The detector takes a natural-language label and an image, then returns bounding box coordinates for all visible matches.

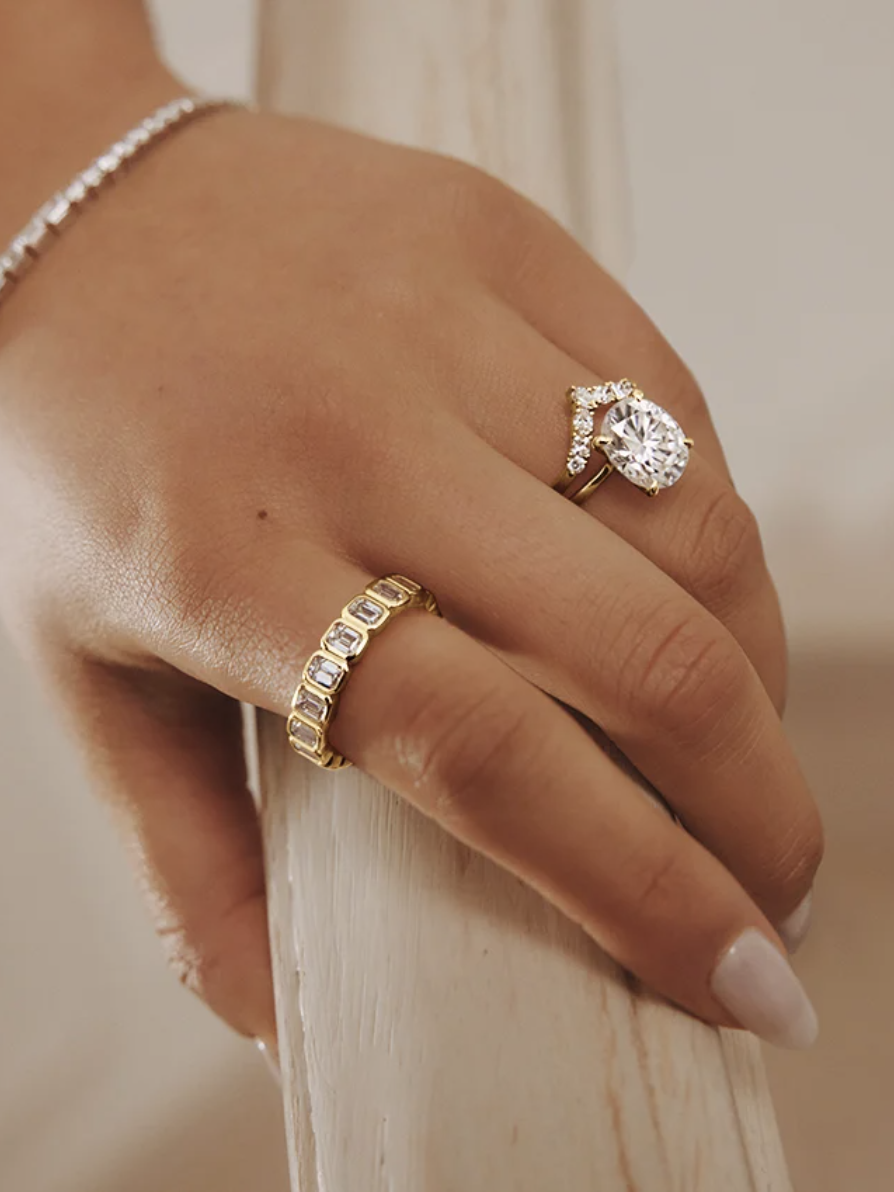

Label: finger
[343,431,822,927]
[479,192,732,480]
[444,300,786,709]
[143,547,815,1045]
[574,452,788,712]
[55,652,276,1050]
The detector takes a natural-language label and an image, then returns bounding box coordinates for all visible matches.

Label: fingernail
[711,928,819,1049]
[778,890,813,955]
[255,1039,281,1087]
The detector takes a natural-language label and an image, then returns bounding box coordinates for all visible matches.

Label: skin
[0,5,823,1056]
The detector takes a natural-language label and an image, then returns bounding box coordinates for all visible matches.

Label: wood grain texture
[256,2,792,1187]
[259,713,791,1192]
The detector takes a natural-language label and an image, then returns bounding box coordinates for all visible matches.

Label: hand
[0,104,822,1052]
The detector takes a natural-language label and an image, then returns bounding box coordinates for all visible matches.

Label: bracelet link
[0,95,234,306]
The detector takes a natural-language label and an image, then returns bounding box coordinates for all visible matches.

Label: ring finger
[450,296,786,708]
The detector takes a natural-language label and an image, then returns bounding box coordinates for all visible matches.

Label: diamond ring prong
[684,437,695,448]
[646,481,661,498]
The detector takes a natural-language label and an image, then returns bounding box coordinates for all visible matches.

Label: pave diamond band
[0,96,234,308]
[555,380,693,503]
[287,575,441,769]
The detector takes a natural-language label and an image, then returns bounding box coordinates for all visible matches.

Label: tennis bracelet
[0,96,231,307]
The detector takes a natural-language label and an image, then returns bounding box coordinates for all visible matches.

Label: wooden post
[255,2,793,1187]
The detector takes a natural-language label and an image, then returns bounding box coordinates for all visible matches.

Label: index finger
[151,549,818,1049]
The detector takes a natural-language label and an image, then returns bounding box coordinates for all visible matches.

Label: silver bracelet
[0,95,232,307]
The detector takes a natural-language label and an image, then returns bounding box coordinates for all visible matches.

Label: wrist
[0,6,182,239]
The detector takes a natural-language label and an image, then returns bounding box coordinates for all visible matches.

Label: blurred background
[1,2,891,1189]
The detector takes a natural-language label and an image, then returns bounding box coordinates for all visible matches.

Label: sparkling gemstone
[567,454,588,476]
[44,195,72,229]
[81,165,105,188]
[324,620,365,659]
[572,411,594,434]
[573,384,615,407]
[370,579,408,605]
[293,686,328,723]
[600,398,689,491]
[610,379,636,401]
[64,179,89,204]
[288,719,320,751]
[6,242,31,277]
[306,653,346,692]
[23,220,51,253]
[347,596,387,627]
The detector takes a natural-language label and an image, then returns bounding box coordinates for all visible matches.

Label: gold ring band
[555,380,693,502]
[287,574,441,769]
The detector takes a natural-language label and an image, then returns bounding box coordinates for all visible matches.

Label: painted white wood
[256,0,631,280]
[257,2,792,1188]
[259,716,791,1191]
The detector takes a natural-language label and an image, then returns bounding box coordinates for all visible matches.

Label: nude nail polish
[711,928,819,1049]
[778,890,813,955]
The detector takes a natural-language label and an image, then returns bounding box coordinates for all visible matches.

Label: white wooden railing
[256,3,792,1187]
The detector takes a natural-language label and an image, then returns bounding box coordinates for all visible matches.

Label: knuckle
[688,487,765,610]
[140,529,247,651]
[162,924,222,1004]
[347,252,431,326]
[620,608,748,745]
[442,159,518,227]
[438,159,533,268]
[391,668,528,827]
[155,891,269,1033]
[766,806,826,898]
[653,354,710,429]
[628,844,686,918]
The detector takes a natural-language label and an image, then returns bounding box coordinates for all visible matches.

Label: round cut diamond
[600,398,689,491]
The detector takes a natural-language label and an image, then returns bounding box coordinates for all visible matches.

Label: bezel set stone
[563,379,689,495]
[324,620,368,660]
[305,652,348,692]
[287,575,439,768]
[346,596,388,627]
[0,96,227,307]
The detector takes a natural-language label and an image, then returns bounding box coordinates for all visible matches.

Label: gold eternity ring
[555,379,694,504]
[287,574,441,769]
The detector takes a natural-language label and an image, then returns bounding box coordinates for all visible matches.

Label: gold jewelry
[555,380,693,503]
[287,575,441,769]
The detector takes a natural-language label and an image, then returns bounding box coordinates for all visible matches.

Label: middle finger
[346,424,821,927]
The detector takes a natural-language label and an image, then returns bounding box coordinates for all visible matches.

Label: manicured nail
[711,928,819,1049]
[255,1039,281,1087]
[778,890,813,955]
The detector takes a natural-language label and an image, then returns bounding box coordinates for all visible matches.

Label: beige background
[1,1,891,1189]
